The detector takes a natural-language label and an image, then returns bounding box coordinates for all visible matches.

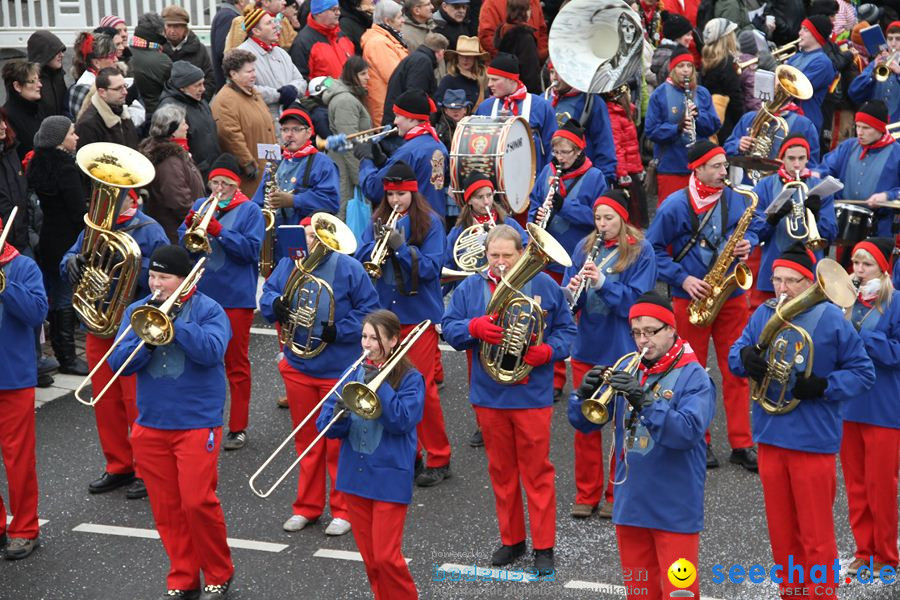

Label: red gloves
[468,315,503,344]
[523,343,553,367]
[206,217,223,237]
[183,210,196,226]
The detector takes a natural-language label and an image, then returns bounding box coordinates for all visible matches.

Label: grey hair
[374,0,402,25]
[149,103,186,138]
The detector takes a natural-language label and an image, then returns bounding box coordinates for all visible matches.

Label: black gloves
[740,345,768,383]
[352,141,372,161]
[333,398,350,419]
[792,374,828,400]
[362,362,379,383]
[243,161,259,182]
[387,229,405,250]
[609,371,646,412]
[370,142,387,168]
[277,85,298,108]
[766,201,792,225]
[551,190,565,214]
[805,193,821,217]
[272,295,291,324]
[320,321,337,343]
[577,365,607,398]
[66,254,86,286]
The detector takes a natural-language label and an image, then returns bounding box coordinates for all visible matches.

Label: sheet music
[807,176,844,198]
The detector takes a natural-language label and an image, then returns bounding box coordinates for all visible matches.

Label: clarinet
[536,175,560,229]
[568,232,605,310]
[683,76,696,147]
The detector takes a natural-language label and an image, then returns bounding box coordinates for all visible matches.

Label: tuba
[750,259,856,414]
[364,206,401,279]
[183,193,222,254]
[74,143,156,338]
[581,348,647,424]
[480,223,572,384]
[259,160,278,278]
[687,180,757,327]
[278,213,358,359]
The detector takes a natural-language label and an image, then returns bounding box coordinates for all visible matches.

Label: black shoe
[162,590,200,599]
[491,541,526,566]
[415,465,451,487]
[729,447,759,473]
[413,455,424,479]
[469,428,484,448]
[58,357,89,376]
[88,471,135,494]
[553,388,563,403]
[125,478,148,499]
[706,444,720,469]
[222,431,247,451]
[533,548,554,577]
[37,372,54,388]
[200,576,233,599]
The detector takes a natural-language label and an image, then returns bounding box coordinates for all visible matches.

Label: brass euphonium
[480,223,572,384]
[581,348,648,424]
[0,206,18,293]
[453,208,496,272]
[183,192,222,254]
[74,143,155,338]
[278,213,358,359]
[260,160,278,278]
[783,171,826,251]
[364,206,401,279]
[750,258,856,414]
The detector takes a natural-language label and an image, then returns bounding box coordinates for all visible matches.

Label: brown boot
[276,395,288,408]
[571,503,596,518]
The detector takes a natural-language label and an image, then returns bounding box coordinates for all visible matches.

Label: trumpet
[581,348,648,425]
[875,51,899,82]
[568,232,604,310]
[735,39,800,74]
[452,207,496,272]
[74,257,207,406]
[364,206,401,279]
[783,171,826,251]
[249,320,431,499]
[0,206,18,293]
[317,125,398,152]
[535,175,559,229]
[183,193,222,254]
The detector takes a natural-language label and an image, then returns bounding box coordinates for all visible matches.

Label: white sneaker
[283,515,311,532]
[324,518,351,536]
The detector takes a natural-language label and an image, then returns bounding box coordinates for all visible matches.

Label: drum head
[498,117,536,214]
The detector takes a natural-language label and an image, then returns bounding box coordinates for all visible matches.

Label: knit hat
[853,237,894,274]
[134,13,167,46]
[773,243,817,281]
[487,53,519,82]
[629,290,676,328]
[394,89,435,121]
[777,133,811,159]
[552,118,586,150]
[738,29,765,56]
[668,45,693,71]
[279,106,314,133]
[169,60,204,89]
[462,170,495,202]
[150,245,193,277]
[383,161,418,192]
[243,7,267,32]
[801,16,833,47]
[161,5,190,25]
[439,88,471,109]
[593,190,630,223]
[661,11,692,40]
[687,140,725,170]
[808,0,838,17]
[33,115,73,149]
[703,18,737,45]
[99,15,126,29]
[856,100,889,133]
[208,153,242,184]
[310,0,339,15]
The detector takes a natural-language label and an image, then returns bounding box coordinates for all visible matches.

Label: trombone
[364,206,401,279]
[183,193,222,254]
[249,319,431,499]
[73,257,207,406]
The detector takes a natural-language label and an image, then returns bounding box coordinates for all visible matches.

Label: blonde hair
[701,32,737,72]
[581,216,644,274]
[846,248,894,315]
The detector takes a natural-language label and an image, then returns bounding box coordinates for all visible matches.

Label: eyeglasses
[281,126,309,134]
[631,324,667,339]
[551,148,578,158]
[104,85,127,92]
[771,276,806,286]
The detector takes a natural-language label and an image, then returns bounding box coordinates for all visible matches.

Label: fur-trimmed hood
[139,137,189,166]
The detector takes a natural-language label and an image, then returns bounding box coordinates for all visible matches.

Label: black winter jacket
[2,92,43,161]
[27,30,67,117]
[382,46,439,125]
[339,0,373,55]
[158,84,221,179]
[164,31,216,101]
[0,142,31,253]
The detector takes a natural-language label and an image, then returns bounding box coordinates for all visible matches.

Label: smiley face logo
[667,558,696,589]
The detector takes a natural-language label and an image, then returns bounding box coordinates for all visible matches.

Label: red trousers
[616,525,700,600]
[840,421,900,566]
[279,361,348,520]
[131,424,234,590]
[0,387,39,539]
[86,333,139,476]
[224,308,253,432]
[346,493,417,600]
[758,443,839,600]
[571,359,615,506]
[543,269,568,391]
[656,173,690,206]
[673,295,753,449]
[474,405,556,549]
[400,323,450,468]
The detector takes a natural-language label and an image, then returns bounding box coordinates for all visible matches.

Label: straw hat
[446,35,489,60]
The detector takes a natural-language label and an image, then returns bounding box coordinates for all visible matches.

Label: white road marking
[5,517,48,526]
[314,548,411,564]
[437,562,540,583]
[72,523,288,553]
[565,580,724,599]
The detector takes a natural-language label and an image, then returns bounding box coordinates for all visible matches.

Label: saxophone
[687,180,757,327]
[260,160,278,278]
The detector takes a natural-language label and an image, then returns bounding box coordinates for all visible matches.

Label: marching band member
[109,245,235,599]
[729,244,875,600]
[569,291,714,600]
[442,225,576,575]
[564,190,657,519]
[749,134,837,309]
[850,21,900,123]
[840,237,900,578]
[355,162,452,487]
[645,45,721,205]
[0,216,48,560]
[178,154,265,451]
[529,120,607,400]
[62,195,169,500]
[646,140,758,471]
[259,215,379,535]
[251,106,340,261]
[357,89,450,219]
[784,16,837,133]
[816,100,900,238]
[723,104,821,170]
[317,309,425,600]
[475,53,557,173]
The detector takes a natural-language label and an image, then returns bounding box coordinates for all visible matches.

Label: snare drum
[834,203,874,246]
[449,116,536,214]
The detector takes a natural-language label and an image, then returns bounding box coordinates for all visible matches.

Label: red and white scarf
[283,141,317,159]
[404,122,440,143]
[687,173,723,213]
[501,83,529,115]
[637,338,697,384]
[859,132,895,160]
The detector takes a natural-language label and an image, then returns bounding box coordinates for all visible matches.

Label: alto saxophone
[260,160,278,278]
[683,76,697,148]
[687,180,757,327]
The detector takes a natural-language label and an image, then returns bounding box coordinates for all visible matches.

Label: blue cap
[310,0,338,14]
[439,88,471,109]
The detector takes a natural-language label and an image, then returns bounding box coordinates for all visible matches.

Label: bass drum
[834,203,874,246]
[449,116,536,215]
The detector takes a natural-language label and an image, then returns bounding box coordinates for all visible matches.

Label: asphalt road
[1,317,898,600]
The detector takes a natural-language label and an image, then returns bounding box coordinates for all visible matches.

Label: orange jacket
[361,24,409,126]
[478,0,547,61]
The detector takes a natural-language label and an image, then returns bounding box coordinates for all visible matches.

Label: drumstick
[838,199,900,209]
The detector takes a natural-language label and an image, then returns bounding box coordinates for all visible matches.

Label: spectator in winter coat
[361,1,409,126]
[211,0,245,90]
[98,14,130,62]
[161,5,215,101]
[225,0,298,52]
[27,31,67,118]
[0,110,32,254]
[339,0,374,54]
[129,13,173,116]
[479,0,546,61]
[713,0,754,35]
[401,0,435,52]
[660,0,700,64]
[604,86,647,227]
[736,29,764,113]
[494,0,541,94]
[75,67,140,151]
[436,35,489,108]
[2,61,44,162]
[647,11,694,92]
[764,0,806,47]
[700,18,743,142]
[68,32,119,119]
[433,0,476,52]
[383,33,449,125]
[290,0,355,80]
